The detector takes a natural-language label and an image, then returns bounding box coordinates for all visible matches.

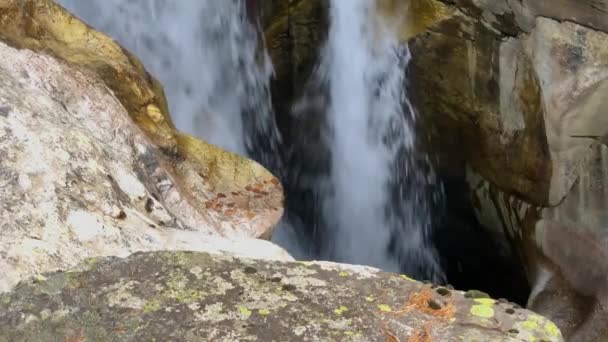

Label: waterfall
[58,0,443,281]
[57,0,279,160]
[315,0,444,280]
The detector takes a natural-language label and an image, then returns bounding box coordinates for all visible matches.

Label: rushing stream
[319,0,442,279]
[59,0,443,281]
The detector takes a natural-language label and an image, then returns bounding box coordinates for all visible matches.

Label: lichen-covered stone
[0,0,285,293]
[0,251,563,341]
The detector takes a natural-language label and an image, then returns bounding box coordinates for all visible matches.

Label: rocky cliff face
[262,0,608,340]
[0,0,286,293]
[405,1,608,340]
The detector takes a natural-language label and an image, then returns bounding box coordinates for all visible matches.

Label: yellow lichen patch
[470,297,495,319]
[258,308,270,316]
[521,316,539,330]
[513,314,562,341]
[339,271,350,277]
[237,306,252,319]
[334,306,349,315]
[365,296,375,302]
[544,321,560,337]
[378,304,392,312]
[470,304,494,318]
[473,298,495,306]
[399,274,416,282]
[0,0,176,149]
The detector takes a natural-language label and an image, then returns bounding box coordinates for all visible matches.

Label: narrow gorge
[0,0,607,341]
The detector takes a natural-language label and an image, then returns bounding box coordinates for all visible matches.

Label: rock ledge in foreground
[0,251,562,341]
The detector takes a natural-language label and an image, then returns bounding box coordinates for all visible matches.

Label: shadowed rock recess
[0,251,562,341]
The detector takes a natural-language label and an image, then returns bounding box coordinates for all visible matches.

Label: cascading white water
[58,0,443,280]
[320,0,444,279]
[57,0,276,156]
